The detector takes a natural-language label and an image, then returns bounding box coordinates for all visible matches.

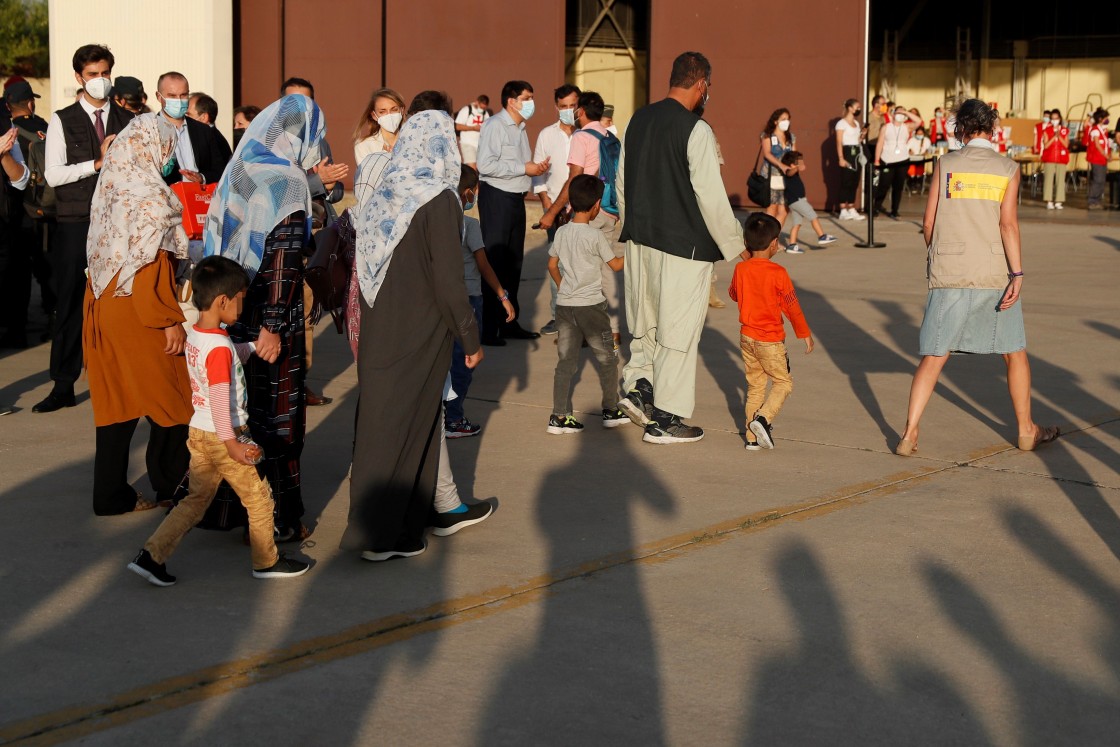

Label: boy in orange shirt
[729,213,815,450]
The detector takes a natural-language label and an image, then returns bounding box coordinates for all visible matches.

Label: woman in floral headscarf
[342,109,482,561]
[83,112,193,515]
[204,93,325,541]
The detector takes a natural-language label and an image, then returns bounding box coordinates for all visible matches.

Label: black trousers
[874,161,908,215]
[838,146,861,204]
[93,419,189,515]
[1,218,54,340]
[48,221,90,391]
[477,181,526,338]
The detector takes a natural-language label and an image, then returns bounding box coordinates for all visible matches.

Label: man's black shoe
[504,325,540,340]
[32,390,76,413]
[127,549,177,587]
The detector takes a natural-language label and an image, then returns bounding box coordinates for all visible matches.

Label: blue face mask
[163,98,189,119]
[463,192,476,212]
[558,108,576,126]
[519,99,535,121]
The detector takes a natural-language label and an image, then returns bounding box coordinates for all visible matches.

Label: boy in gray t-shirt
[546,175,626,434]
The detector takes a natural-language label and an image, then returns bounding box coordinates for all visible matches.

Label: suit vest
[54,101,133,222]
[928,141,1017,290]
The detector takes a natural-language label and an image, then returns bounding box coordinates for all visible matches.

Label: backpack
[578,129,621,216]
[16,126,56,221]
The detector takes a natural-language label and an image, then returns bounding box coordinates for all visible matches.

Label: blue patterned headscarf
[355,110,461,307]
[203,94,325,279]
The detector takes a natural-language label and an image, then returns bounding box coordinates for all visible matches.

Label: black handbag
[746,146,771,207]
[305,208,355,332]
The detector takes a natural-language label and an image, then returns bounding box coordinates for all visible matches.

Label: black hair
[458,164,479,194]
[1050,109,1063,123]
[780,150,803,166]
[407,90,454,116]
[844,98,859,111]
[234,104,261,123]
[500,80,533,109]
[1092,107,1109,123]
[477,94,490,106]
[669,51,710,89]
[281,77,314,98]
[192,256,250,311]
[568,174,604,214]
[72,44,115,74]
[951,99,999,140]
[577,91,605,122]
[191,92,219,122]
[1042,109,1051,116]
[554,84,581,102]
[743,212,781,253]
[763,108,792,142]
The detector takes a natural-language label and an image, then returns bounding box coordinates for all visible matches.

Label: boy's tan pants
[145,427,279,571]
[740,334,793,427]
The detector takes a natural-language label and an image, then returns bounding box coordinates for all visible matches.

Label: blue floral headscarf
[355,110,461,307]
[203,94,325,279]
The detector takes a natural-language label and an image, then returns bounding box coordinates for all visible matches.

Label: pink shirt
[567,121,610,175]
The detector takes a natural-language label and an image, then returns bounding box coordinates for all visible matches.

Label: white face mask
[1051,119,1061,125]
[777,119,790,132]
[84,77,112,101]
[377,112,402,134]
[895,113,907,123]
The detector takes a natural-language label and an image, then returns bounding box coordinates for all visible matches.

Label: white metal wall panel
[48,0,235,142]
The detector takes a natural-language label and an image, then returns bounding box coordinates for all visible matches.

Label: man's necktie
[94,109,105,144]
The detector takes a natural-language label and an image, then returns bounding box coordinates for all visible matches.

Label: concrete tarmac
[1,197,1118,745]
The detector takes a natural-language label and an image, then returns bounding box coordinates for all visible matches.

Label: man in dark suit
[187,92,233,163]
[155,72,230,187]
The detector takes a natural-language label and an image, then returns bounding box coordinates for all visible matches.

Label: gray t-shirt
[460,216,485,297]
[549,222,616,306]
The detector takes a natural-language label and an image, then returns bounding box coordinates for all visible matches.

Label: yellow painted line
[0,461,968,746]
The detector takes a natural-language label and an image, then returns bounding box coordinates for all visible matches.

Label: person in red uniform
[1040,110,1070,210]
[1082,107,1112,210]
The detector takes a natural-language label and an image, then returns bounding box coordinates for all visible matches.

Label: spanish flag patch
[944,172,1009,202]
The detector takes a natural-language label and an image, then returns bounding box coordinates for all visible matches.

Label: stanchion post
[855,158,886,248]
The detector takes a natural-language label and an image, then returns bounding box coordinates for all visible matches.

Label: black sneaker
[617,377,654,426]
[643,416,704,444]
[430,501,494,537]
[749,415,775,449]
[127,549,176,587]
[253,554,311,579]
[601,408,629,428]
[445,418,482,439]
[547,414,584,434]
[361,538,427,562]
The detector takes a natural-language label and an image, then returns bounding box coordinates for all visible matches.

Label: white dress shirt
[477,109,531,194]
[4,141,30,190]
[531,120,573,203]
[171,117,199,175]
[44,96,110,187]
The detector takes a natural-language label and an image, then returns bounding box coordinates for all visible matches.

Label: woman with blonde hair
[353,87,407,163]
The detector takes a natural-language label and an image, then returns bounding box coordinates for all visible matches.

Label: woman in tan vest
[896,99,1059,456]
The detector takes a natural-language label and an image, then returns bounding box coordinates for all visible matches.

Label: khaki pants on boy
[144,427,279,571]
[740,334,793,426]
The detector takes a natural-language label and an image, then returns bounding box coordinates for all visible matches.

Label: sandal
[895,437,918,456]
[1018,425,1060,451]
[132,495,159,512]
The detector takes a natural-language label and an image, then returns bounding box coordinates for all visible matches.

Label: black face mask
[854,109,862,117]
[232,128,245,148]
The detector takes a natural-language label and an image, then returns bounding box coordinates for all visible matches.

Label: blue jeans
[445,295,485,424]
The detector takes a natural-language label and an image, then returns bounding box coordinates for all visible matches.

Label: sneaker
[1046,202,1055,210]
[785,244,804,254]
[547,414,584,434]
[749,415,775,449]
[127,549,176,587]
[445,418,482,439]
[850,210,866,221]
[617,378,654,426]
[817,234,837,246]
[1054,202,1063,210]
[430,501,494,537]
[744,440,762,451]
[540,320,558,335]
[361,539,427,562]
[838,208,852,220]
[643,415,704,444]
[253,554,310,579]
[602,408,629,428]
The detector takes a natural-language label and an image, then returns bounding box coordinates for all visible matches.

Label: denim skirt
[918,288,1026,356]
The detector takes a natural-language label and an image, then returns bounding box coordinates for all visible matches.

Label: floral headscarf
[86,113,188,298]
[354,110,461,307]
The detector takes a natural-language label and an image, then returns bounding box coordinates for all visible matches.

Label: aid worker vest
[928,139,1017,290]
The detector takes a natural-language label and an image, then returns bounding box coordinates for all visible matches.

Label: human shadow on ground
[1085,320,1120,341]
[742,540,992,745]
[1092,234,1120,251]
[925,549,1120,744]
[477,424,675,744]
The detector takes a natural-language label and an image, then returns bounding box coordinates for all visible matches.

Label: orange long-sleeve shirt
[728,257,812,342]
